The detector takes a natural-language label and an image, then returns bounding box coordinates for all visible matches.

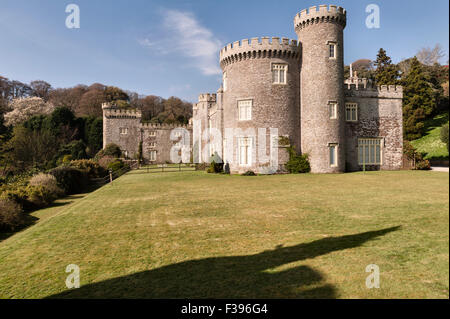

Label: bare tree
[30,80,52,101]
[416,44,445,66]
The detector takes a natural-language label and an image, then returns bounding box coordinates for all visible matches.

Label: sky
[0,0,448,102]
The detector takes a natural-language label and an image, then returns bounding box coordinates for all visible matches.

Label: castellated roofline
[219,37,300,68]
[345,84,403,98]
[294,4,347,31]
[102,103,142,118]
[140,122,192,129]
[197,93,217,102]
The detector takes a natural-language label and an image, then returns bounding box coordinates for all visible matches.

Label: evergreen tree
[374,48,400,85]
[402,57,436,140]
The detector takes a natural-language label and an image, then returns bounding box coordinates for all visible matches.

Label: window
[149,142,156,148]
[328,43,336,59]
[346,103,358,121]
[119,128,128,135]
[239,137,252,166]
[329,102,337,119]
[223,72,227,91]
[123,150,128,158]
[272,64,287,84]
[358,139,382,165]
[329,144,338,167]
[149,131,156,137]
[238,100,252,121]
[149,150,157,161]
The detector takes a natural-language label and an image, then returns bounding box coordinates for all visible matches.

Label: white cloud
[139,10,222,75]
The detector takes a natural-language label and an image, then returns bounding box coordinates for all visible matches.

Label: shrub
[415,159,431,170]
[29,173,64,197]
[242,170,257,176]
[195,163,209,171]
[0,197,25,231]
[107,159,126,172]
[96,143,122,159]
[69,159,107,178]
[49,167,88,194]
[1,185,58,211]
[441,123,449,152]
[207,160,223,174]
[98,155,116,169]
[286,147,311,173]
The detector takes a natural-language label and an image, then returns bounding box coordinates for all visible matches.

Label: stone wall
[344,85,403,171]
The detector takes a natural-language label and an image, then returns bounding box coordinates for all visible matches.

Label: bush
[29,173,64,197]
[95,143,122,159]
[207,160,223,174]
[49,167,88,194]
[69,159,107,178]
[286,147,311,173]
[0,197,25,231]
[107,159,126,172]
[98,155,117,170]
[415,159,431,170]
[242,170,257,176]
[195,163,209,171]
[2,185,59,211]
[441,123,449,152]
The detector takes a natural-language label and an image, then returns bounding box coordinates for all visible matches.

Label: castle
[103,4,404,174]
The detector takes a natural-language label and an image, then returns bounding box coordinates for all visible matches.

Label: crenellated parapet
[294,4,346,32]
[141,122,192,130]
[220,37,300,68]
[345,85,403,99]
[102,103,142,119]
[197,93,217,103]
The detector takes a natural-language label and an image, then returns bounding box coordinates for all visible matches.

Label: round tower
[294,5,346,173]
[220,37,300,173]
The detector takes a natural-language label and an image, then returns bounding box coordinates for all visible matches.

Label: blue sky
[0,0,448,102]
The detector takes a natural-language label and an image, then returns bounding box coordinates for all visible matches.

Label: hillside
[411,113,449,161]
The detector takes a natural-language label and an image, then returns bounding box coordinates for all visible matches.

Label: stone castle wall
[103,104,192,163]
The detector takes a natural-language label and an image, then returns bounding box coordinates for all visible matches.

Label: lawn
[0,170,448,299]
[411,112,449,161]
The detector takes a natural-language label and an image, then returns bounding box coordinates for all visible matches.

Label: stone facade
[103,4,404,173]
[102,103,192,164]
[193,4,404,173]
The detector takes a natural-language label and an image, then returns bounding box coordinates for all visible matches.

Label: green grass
[0,171,448,299]
[411,113,449,161]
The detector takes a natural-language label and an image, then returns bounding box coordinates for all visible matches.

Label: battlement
[140,122,192,130]
[294,4,346,31]
[102,103,142,119]
[345,85,403,99]
[198,93,217,102]
[220,37,300,67]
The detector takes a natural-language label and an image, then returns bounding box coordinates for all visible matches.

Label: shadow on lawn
[46,226,400,299]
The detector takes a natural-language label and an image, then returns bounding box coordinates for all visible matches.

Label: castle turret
[220,37,301,173]
[295,5,347,173]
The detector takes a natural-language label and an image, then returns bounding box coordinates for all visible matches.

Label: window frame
[119,127,128,135]
[358,138,383,165]
[238,137,253,167]
[328,101,338,120]
[149,150,157,162]
[328,143,338,167]
[327,41,337,59]
[271,63,288,85]
[345,103,358,122]
[237,99,252,121]
[149,131,157,137]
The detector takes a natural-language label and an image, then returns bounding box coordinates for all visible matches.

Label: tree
[416,44,445,66]
[77,89,105,117]
[48,86,87,112]
[441,124,449,153]
[4,97,54,126]
[104,86,129,103]
[30,80,52,101]
[374,48,400,85]
[402,57,436,140]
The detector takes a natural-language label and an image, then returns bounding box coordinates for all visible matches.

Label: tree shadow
[46,226,400,299]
